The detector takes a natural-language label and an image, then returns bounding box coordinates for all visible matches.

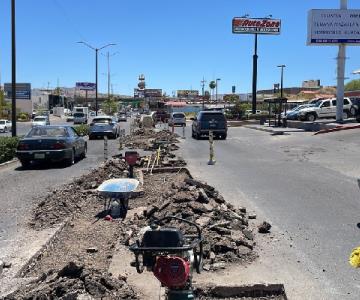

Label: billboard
[177,90,199,98]
[308,9,360,45]
[4,83,31,100]
[232,18,281,35]
[76,82,96,90]
[144,89,162,98]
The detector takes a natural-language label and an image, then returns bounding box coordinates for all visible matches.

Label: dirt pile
[5,262,138,300]
[120,172,257,271]
[31,159,128,230]
[124,128,179,151]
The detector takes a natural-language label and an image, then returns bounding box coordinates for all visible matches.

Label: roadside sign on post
[232,17,281,35]
[76,82,96,91]
[307,2,357,122]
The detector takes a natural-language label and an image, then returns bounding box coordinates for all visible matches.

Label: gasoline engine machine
[129,216,203,300]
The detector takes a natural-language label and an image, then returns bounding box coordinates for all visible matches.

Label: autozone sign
[232,18,281,35]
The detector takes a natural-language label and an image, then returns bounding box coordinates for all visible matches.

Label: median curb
[314,124,360,135]
[0,159,18,170]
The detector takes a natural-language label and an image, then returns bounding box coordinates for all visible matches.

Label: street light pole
[201,77,206,110]
[277,65,286,99]
[11,0,17,137]
[252,34,258,115]
[95,48,98,115]
[78,41,116,116]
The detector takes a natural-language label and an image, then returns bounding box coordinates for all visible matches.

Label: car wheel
[306,113,316,122]
[65,149,75,167]
[343,111,349,120]
[20,159,31,169]
[4,127,7,133]
[350,107,356,116]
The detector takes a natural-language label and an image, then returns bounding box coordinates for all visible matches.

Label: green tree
[0,90,11,118]
[345,79,360,91]
[102,98,118,115]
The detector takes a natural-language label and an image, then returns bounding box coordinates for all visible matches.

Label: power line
[51,0,89,42]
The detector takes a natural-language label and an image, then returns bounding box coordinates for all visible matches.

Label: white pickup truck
[0,120,12,133]
[297,98,356,122]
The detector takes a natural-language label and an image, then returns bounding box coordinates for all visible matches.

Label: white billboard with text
[308,9,360,45]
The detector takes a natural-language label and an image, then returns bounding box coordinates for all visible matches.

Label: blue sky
[0,0,359,95]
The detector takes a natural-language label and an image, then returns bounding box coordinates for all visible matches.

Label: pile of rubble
[5,262,138,300]
[120,172,263,271]
[124,128,179,151]
[31,158,128,230]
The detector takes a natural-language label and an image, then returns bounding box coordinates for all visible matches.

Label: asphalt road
[175,124,360,300]
[0,117,129,262]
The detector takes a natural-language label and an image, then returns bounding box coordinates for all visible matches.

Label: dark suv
[191,111,227,140]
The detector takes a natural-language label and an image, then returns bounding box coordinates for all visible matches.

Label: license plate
[34,153,45,159]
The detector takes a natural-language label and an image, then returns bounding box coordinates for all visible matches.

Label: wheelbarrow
[97,178,140,218]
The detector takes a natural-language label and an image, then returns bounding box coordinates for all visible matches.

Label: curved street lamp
[77,41,116,115]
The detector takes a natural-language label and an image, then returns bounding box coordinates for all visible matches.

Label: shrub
[73,124,90,136]
[17,113,29,121]
[0,137,20,164]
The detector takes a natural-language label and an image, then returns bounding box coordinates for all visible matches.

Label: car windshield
[201,113,225,121]
[73,113,85,117]
[314,101,323,107]
[34,117,46,122]
[173,113,185,118]
[27,127,67,137]
[93,118,112,124]
[0,120,5,125]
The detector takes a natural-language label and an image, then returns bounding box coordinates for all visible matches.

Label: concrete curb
[16,217,72,278]
[314,124,360,135]
[0,159,18,170]
[243,125,278,134]
[196,284,288,299]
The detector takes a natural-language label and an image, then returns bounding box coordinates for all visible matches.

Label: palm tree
[209,81,216,101]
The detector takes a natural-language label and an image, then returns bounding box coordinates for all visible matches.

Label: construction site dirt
[3,129,277,299]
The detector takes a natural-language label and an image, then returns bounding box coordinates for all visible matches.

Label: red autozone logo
[233,18,281,34]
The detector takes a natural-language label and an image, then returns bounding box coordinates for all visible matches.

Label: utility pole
[277,65,286,99]
[107,52,110,101]
[11,0,16,137]
[201,77,206,110]
[336,0,347,123]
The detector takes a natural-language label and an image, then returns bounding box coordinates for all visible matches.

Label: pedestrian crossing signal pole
[208,131,216,165]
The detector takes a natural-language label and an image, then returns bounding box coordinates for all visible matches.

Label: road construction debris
[5,262,138,300]
[124,128,179,151]
[119,171,257,271]
[31,158,128,230]
[258,221,272,234]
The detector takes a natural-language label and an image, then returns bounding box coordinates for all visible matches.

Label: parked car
[89,116,119,139]
[117,113,127,122]
[192,111,227,140]
[32,116,50,127]
[282,104,315,120]
[297,97,354,122]
[0,120,12,133]
[16,126,87,168]
[349,97,360,122]
[168,112,186,127]
[73,112,88,124]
